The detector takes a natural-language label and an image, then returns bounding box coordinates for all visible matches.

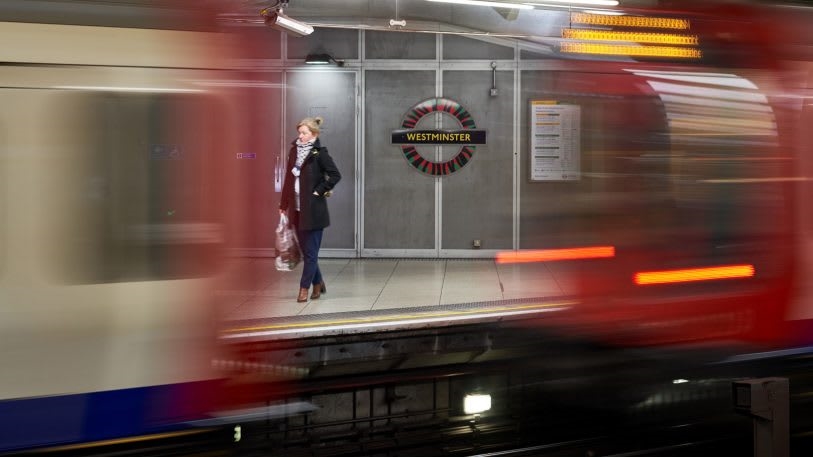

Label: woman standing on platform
[279,116,341,302]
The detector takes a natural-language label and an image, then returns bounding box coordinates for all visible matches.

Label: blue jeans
[297,227,324,290]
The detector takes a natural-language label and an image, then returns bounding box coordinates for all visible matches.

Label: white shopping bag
[274,213,301,271]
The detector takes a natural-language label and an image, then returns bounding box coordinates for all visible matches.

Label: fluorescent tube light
[526,0,618,5]
[427,0,533,10]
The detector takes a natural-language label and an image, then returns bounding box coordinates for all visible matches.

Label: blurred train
[0,2,257,454]
[504,1,813,350]
[5,0,813,454]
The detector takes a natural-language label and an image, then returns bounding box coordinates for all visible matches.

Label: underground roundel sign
[390,97,487,176]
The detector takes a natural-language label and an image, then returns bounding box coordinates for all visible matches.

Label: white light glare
[673,379,689,384]
[427,0,533,9]
[464,394,492,414]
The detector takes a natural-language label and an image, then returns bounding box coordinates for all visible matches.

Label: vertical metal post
[733,377,789,457]
[432,378,438,419]
[352,389,357,431]
[369,386,375,430]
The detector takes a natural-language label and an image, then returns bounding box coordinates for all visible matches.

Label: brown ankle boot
[310,281,325,299]
[297,288,309,302]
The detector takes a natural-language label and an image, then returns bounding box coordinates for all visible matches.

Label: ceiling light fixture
[260,7,314,37]
[427,0,533,10]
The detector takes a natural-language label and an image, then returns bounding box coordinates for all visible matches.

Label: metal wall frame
[359,32,520,259]
[263,29,552,259]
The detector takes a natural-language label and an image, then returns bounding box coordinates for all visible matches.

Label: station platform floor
[219,257,577,328]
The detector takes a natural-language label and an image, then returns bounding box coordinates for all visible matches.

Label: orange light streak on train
[496,246,616,264]
[633,264,756,286]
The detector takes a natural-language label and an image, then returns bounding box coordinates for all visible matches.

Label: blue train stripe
[0,380,218,452]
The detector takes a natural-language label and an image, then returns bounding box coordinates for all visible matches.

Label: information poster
[529,101,580,181]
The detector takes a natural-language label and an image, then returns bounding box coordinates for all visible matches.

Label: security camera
[261,8,313,37]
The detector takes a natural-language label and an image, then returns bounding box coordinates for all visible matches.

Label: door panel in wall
[285,70,356,251]
[441,70,514,254]
[233,72,282,255]
[363,70,437,254]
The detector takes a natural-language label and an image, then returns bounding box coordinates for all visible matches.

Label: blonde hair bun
[297,116,324,135]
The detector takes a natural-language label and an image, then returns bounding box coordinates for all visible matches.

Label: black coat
[279,139,341,231]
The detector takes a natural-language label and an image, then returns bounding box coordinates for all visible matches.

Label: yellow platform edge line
[222,301,575,334]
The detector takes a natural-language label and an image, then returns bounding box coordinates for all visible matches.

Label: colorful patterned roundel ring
[397,98,480,176]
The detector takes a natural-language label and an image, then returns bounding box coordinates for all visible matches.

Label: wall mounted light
[305,53,345,67]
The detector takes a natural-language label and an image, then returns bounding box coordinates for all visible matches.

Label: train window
[51,92,224,284]
[522,68,792,261]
